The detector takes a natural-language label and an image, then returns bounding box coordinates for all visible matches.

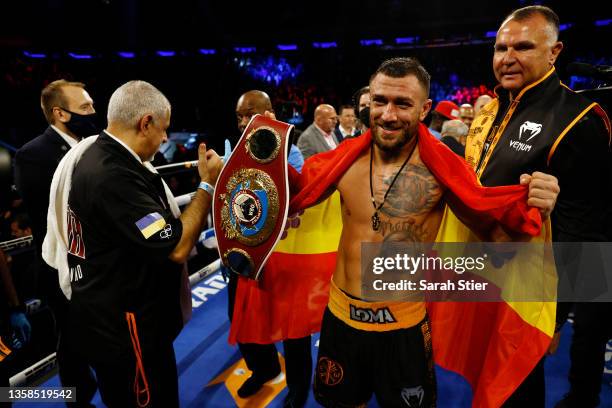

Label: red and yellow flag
[230,126,549,407]
[229,192,342,344]
[429,208,555,407]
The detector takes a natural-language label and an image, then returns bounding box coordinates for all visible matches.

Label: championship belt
[213,114,292,280]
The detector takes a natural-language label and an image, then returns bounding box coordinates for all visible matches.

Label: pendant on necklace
[371,211,381,231]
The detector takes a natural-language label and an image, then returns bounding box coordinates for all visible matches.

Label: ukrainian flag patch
[136,212,167,239]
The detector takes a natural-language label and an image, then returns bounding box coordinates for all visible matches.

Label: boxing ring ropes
[3,159,223,387]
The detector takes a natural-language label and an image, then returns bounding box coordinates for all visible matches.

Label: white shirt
[103,130,143,164]
[339,125,355,138]
[50,125,79,148]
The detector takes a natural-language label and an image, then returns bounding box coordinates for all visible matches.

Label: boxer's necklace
[369,140,416,232]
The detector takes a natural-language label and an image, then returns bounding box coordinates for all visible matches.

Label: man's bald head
[441,119,469,145]
[314,104,335,119]
[314,104,338,134]
[236,90,274,133]
[473,95,493,115]
[459,104,475,127]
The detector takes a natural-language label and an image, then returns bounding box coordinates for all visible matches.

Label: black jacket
[14,126,72,253]
[440,136,466,157]
[68,132,183,359]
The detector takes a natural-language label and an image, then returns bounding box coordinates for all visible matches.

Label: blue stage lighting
[312,42,337,49]
[277,44,298,51]
[360,39,383,46]
[23,51,46,58]
[68,52,93,59]
[234,47,257,53]
[395,37,416,44]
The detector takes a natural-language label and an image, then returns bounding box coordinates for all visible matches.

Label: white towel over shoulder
[42,135,181,300]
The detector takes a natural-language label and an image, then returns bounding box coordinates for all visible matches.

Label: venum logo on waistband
[509,121,542,153]
[349,305,397,324]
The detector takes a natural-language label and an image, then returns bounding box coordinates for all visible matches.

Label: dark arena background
[0,1,610,407]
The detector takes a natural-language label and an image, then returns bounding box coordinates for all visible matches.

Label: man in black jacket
[65,80,221,407]
[466,5,611,407]
[14,79,99,406]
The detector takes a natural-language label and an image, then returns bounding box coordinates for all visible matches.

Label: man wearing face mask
[14,79,99,407]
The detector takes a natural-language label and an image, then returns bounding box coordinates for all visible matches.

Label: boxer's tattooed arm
[379,163,443,218]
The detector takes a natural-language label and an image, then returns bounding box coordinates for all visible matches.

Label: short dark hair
[338,104,354,114]
[352,86,370,115]
[506,5,560,39]
[370,57,431,96]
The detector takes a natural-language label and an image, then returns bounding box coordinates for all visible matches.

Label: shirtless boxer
[308,58,559,407]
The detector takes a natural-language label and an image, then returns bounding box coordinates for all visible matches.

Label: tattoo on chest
[377,163,442,218]
[378,218,427,242]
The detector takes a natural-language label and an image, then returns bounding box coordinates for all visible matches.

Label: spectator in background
[9,213,31,239]
[473,94,493,115]
[459,103,475,128]
[7,213,38,303]
[440,119,469,157]
[353,86,370,133]
[297,104,339,159]
[334,104,358,142]
[428,100,460,139]
[236,90,304,172]
[0,195,21,243]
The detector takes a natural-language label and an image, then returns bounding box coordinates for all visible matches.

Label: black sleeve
[14,150,55,247]
[96,171,183,261]
[549,111,611,242]
[549,111,611,327]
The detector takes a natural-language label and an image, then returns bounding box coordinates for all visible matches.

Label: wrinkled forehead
[497,15,556,44]
[370,73,428,101]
